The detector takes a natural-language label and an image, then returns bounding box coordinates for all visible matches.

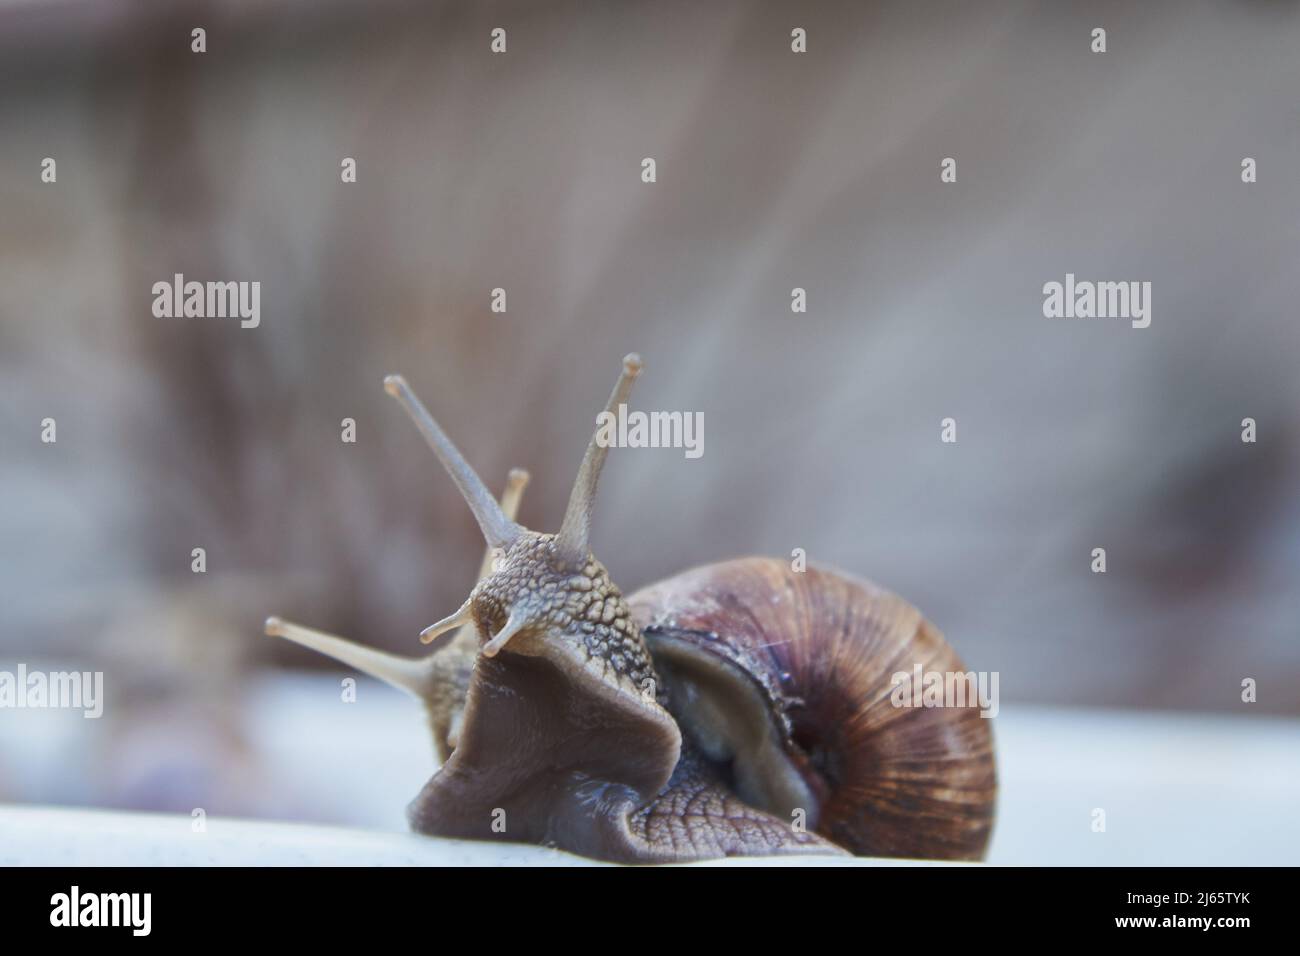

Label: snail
[266,354,996,862]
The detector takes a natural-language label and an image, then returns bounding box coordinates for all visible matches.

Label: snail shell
[631,557,997,860]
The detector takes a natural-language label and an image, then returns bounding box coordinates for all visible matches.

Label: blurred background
[0,0,1297,862]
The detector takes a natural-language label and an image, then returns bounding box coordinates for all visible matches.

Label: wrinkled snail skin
[266,353,996,863]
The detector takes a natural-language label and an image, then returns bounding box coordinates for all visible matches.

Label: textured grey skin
[469,533,658,694]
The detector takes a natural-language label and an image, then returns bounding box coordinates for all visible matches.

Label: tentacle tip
[264,616,286,637]
[382,374,406,396]
[507,467,531,487]
[419,624,461,648]
[622,353,643,377]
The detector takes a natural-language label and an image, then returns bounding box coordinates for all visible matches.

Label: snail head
[383,355,656,694]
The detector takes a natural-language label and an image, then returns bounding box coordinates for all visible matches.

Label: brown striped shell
[629,556,997,860]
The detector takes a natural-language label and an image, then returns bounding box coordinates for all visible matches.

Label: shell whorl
[629,556,997,860]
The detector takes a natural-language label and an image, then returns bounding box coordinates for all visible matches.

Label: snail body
[267,355,996,863]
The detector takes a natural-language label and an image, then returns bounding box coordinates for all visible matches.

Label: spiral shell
[629,557,997,860]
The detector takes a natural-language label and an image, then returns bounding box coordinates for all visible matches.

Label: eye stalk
[555,353,641,566]
[383,374,521,551]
